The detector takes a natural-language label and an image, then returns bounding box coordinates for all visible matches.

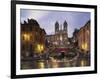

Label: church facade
[46,20,69,48]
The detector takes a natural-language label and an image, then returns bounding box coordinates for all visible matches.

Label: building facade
[78,20,90,53]
[46,20,69,48]
[21,19,46,59]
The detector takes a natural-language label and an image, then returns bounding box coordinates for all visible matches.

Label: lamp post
[37,44,44,54]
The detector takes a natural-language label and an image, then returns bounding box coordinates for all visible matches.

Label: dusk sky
[21,9,90,37]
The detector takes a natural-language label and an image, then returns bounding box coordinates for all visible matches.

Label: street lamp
[81,43,88,51]
[37,44,44,53]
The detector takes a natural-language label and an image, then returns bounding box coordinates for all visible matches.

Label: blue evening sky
[20,9,90,37]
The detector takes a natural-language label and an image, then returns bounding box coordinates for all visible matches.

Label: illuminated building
[21,19,46,58]
[78,20,90,53]
[46,20,69,48]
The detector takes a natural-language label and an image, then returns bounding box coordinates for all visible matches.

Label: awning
[55,48,68,53]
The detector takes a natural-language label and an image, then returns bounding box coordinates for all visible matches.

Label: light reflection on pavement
[21,55,90,69]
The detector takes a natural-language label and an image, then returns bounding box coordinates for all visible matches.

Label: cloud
[21,9,50,21]
[21,9,90,37]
